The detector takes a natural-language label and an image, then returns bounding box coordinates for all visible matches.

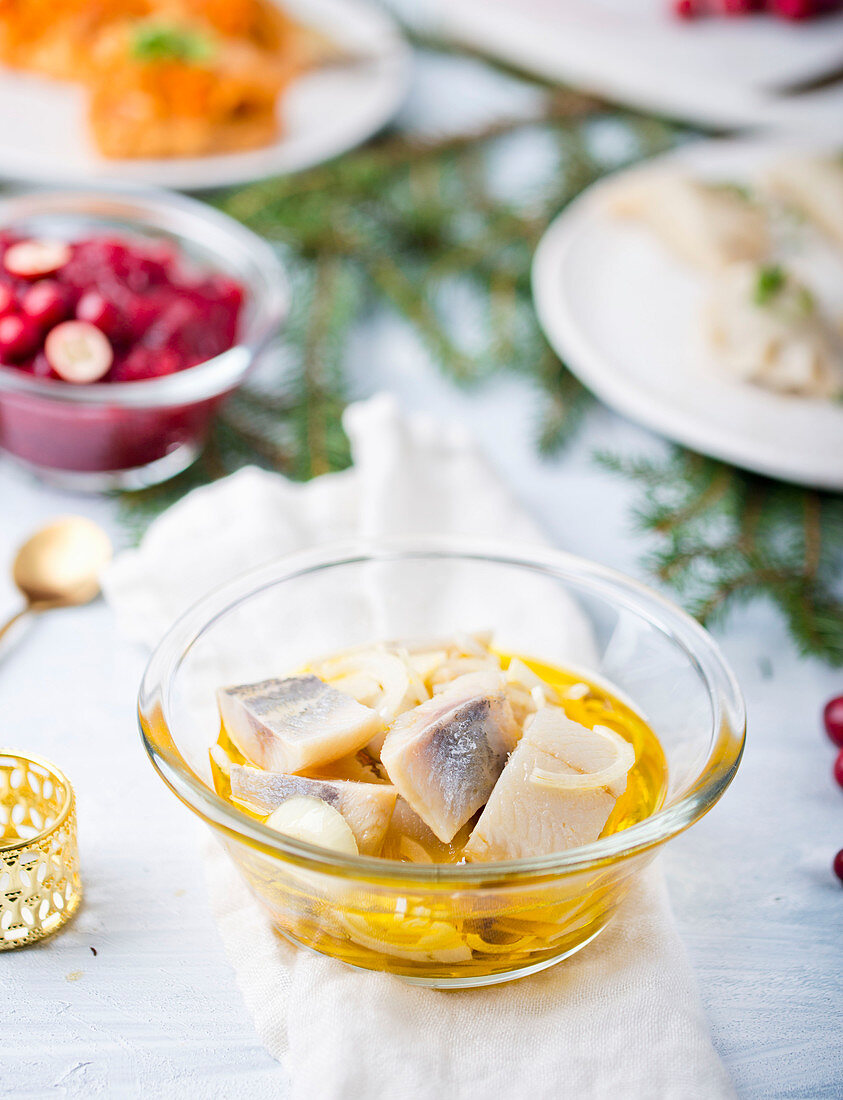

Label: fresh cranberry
[110,347,180,382]
[824,696,843,748]
[770,0,820,16]
[4,239,71,280]
[21,281,71,328]
[0,283,16,318]
[45,321,113,383]
[76,290,124,340]
[0,313,41,360]
[674,0,705,14]
[121,294,160,339]
[29,351,58,379]
[833,749,843,790]
[834,849,843,884]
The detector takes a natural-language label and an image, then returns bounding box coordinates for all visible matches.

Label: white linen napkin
[104,394,734,1100]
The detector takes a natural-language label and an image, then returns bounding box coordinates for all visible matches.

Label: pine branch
[598,448,843,665]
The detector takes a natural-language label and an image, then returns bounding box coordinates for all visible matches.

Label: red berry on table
[824,695,843,749]
[45,320,113,383]
[674,0,704,16]
[833,749,843,790]
[770,0,825,17]
[0,313,41,360]
[720,0,761,12]
[4,238,71,279]
[834,849,843,884]
[21,281,71,328]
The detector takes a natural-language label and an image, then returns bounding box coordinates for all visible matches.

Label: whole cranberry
[21,281,71,328]
[674,0,705,15]
[110,347,180,382]
[0,313,41,360]
[833,749,843,790]
[824,695,843,748]
[76,290,124,340]
[0,283,16,318]
[834,849,843,885]
[30,351,57,379]
[770,0,819,17]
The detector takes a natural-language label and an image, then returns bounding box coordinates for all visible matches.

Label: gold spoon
[0,517,113,644]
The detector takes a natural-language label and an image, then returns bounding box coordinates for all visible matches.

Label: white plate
[532,138,843,490]
[0,0,411,190]
[424,0,843,132]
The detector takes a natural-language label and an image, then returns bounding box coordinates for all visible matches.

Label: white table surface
[2,50,843,1100]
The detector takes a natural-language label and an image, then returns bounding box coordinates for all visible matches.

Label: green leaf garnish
[754,264,785,306]
[131,22,216,64]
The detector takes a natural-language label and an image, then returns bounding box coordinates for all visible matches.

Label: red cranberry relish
[0,231,244,384]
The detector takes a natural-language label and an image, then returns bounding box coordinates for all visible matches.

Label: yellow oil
[208,652,668,981]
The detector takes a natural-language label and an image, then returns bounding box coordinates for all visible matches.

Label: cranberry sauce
[0,231,244,383]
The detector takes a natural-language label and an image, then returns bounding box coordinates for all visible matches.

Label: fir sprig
[598,449,843,665]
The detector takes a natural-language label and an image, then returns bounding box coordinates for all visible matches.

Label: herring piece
[230,764,397,855]
[217,675,383,775]
[704,262,842,398]
[380,671,520,843]
[608,172,769,270]
[463,709,634,862]
[766,157,843,248]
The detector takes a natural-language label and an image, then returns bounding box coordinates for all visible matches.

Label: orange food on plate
[0,0,329,159]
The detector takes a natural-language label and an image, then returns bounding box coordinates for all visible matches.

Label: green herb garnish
[754,264,786,306]
[131,22,215,64]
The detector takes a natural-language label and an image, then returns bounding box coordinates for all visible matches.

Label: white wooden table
[2,52,842,1100]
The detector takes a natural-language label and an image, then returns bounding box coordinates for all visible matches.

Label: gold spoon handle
[0,603,50,644]
[0,607,31,642]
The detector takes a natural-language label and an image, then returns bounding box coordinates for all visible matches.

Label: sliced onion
[398,836,434,864]
[530,725,635,792]
[265,796,359,855]
[505,657,559,703]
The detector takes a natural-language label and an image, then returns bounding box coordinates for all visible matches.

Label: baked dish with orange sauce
[0,0,333,158]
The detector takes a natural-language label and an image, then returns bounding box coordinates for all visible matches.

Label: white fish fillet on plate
[464,708,634,862]
[704,262,842,399]
[766,158,843,249]
[380,671,520,844]
[229,764,397,855]
[217,675,383,775]
[607,172,770,271]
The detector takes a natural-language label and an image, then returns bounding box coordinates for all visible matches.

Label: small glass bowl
[0,189,288,490]
[138,539,745,988]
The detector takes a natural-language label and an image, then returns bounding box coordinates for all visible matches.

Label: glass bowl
[0,189,288,490]
[138,539,745,988]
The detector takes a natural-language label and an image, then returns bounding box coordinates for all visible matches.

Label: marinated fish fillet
[229,764,397,855]
[380,672,520,844]
[767,157,843,248]
[704,262,842,399]
[464,708,634,862]
[608,172,769,271]
[217,675,383,775]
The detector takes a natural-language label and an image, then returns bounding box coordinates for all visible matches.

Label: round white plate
[532,138,843,490]
[429,0,843,132]
[0,0,411,190]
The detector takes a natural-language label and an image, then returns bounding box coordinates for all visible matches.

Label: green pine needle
[597,448,843,666]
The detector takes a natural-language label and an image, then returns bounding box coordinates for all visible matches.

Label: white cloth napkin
[104,394,734,1100]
